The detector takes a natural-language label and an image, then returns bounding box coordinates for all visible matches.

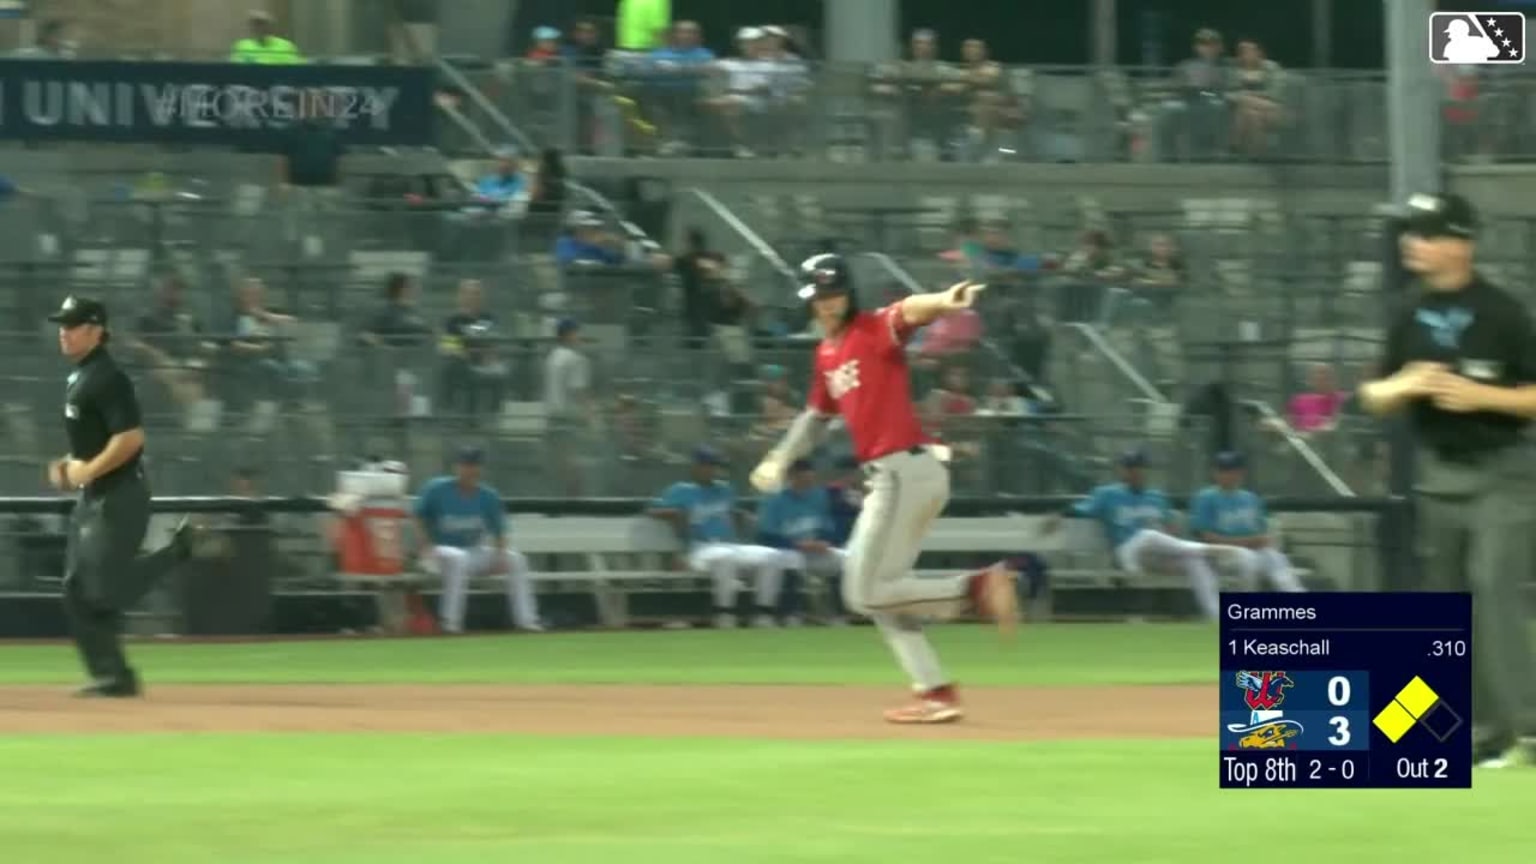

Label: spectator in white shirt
[544,318,593,494]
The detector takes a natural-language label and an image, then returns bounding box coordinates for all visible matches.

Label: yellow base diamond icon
[1395,676,1440,718]
[1374,701,1417,743]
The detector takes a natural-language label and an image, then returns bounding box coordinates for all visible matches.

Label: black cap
[788,458,815,473]
[797,253,853,301]
[47,295,108,327]
[692,445,724,466]
[1401,193,1478,239]
[1118,448,1148,469]
[455,445,484,465]
[1214,450,1246,470]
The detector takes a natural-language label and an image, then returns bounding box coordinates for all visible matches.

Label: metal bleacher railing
[443,57,1511,164]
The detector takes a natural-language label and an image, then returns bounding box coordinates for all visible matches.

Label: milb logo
[1429,12,1525,64]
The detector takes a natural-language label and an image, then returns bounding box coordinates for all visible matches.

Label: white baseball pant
[1227,547,1306,592]
[1115,529,1224,620]
[429,545,540,633]
[689,542,787,609]
[773,547,848,616]
[843,448,970,691]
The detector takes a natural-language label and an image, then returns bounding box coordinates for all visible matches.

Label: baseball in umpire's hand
[750,453,786,494]
[943,280,986,310]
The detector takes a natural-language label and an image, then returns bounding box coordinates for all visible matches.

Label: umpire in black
[49,295,192,698]
[1358,193,1536,766]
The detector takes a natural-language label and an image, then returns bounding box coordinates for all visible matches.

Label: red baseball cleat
[884,684,963,724]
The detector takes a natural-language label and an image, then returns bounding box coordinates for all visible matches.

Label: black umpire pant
[62,469,178,682]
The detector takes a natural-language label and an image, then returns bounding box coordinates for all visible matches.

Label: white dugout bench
[379,514,1330,628]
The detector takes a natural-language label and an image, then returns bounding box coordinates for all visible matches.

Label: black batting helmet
[798,253,859,319]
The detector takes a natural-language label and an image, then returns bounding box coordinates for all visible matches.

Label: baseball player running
[413,447,542,634]
[757,458,846,624]
[751,253,1018,725]
[1189,451,1306,592]
[649,446,787,628]
[1052,450,1232,620]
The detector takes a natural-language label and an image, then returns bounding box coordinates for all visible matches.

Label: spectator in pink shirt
[1286,363,1349,433]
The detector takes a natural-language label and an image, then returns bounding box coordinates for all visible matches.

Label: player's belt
[862,446,929,474]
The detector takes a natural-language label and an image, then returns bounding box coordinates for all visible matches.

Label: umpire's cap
[47,295,108,328]
[1401,193,1478,240]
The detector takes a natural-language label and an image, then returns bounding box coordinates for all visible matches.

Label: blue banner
[0,59,436,149]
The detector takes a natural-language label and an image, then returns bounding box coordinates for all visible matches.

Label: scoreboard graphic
[1219,592,1472,789]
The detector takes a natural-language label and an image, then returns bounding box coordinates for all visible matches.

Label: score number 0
[1325,675,1351,746]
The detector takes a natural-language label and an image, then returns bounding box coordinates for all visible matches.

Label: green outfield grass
[1,624,1532,863]
[0,736,1529,864]
[0,623,1213,686]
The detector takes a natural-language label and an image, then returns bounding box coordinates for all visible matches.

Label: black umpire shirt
[64,346,143,486]
[1380,274,1536,461]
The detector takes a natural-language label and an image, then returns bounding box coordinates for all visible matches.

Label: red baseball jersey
[807,302,929,463]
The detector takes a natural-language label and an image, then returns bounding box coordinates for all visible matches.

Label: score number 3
[1327,675,1351,746]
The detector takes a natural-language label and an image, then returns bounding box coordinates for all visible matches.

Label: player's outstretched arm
[899,280,986,327]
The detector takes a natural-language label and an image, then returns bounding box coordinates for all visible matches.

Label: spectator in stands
[705,264,756,378]
[644,20,716,156]
[279,90,344,245]
[923,362,982,462]
[977,218,1048,275]
[1164,28,1229,160]
[229,466,271,527]
[938,217,984,275]
[871,29,965,160]
[758,458,846,627]
[360,272,431,348]
[12,18,74,58]
[1285,363,1349,435]
[129,274,211,409]
[555,210,627,267]
[439,279,507,424]
[648,446,787,628]
[675,227,725,349]
[526,147,567,217]
[958,38,1021,162]
[1006,292,1051,384]
[1060,229,1125,322]
[471,148,528,214]
[563,18,621,153]
[230,10,303,64]
[1228,39,1284,158]
[1130,232,1186,312]
[749,364,799,443]
[978,379,1030,418]
[230,277,315,392]
[526,26,563,61]
[710,28,784,159]
[544,318,593,495]
[618,0,671,51]
[566,17,606,67]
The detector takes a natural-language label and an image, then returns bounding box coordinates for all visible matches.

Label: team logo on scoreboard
[1228,670,1305,748]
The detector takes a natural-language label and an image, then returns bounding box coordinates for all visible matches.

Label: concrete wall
[42,0,289,59]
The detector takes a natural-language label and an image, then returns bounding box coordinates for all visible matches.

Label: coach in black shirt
[49,296,193,698]
[1358,193,1536,766]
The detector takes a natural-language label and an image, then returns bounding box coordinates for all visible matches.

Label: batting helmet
[797,253,859,319]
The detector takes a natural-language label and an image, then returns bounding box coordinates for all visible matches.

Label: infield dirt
[0,684,1209,739]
